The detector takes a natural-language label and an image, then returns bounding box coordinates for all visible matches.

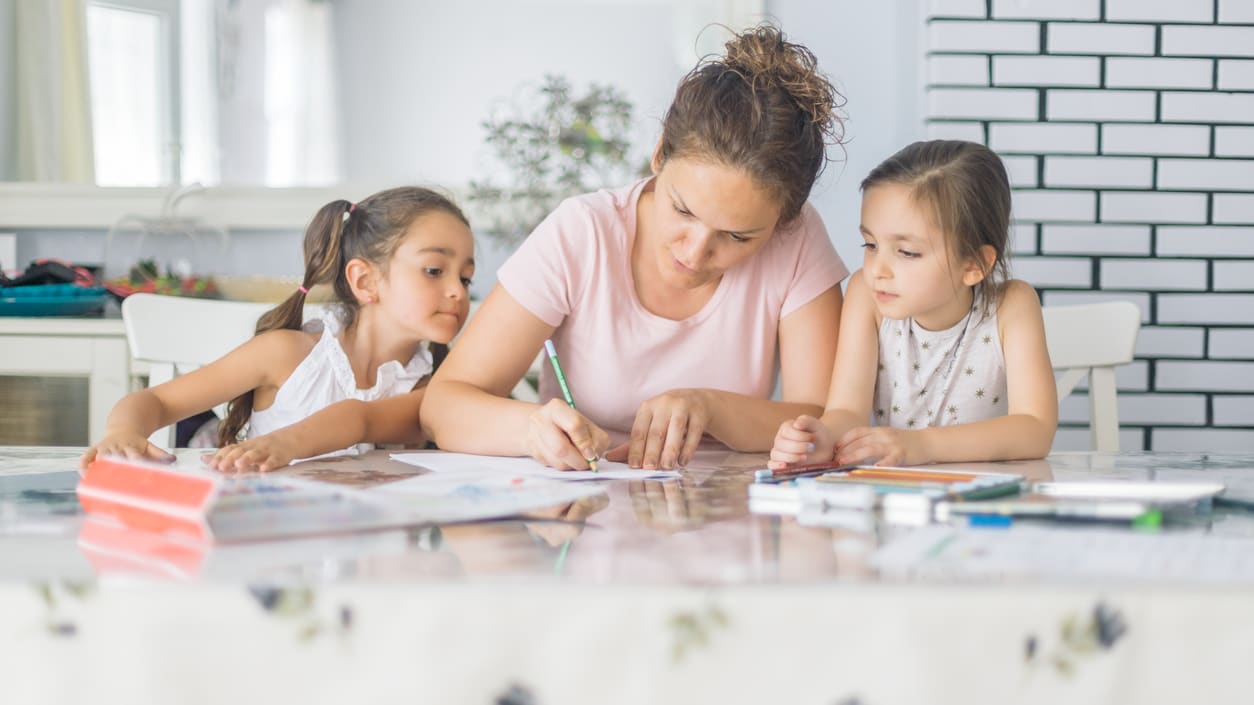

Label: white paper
[389,452,681,481]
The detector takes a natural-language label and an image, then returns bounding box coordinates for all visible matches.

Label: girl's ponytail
[216,200,354,446]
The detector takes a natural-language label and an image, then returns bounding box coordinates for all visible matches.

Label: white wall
[333,0,689,188]
[0,0,15,181]
[767,0,927,266]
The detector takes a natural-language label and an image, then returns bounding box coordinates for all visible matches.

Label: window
[85,0,180,187]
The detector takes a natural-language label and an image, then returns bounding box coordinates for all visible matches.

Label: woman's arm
[81,331,304,467]
[208,390,428,472]
[701,283,844,450]
[422,285,609,469]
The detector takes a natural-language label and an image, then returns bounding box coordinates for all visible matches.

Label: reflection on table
[2,446,1253,705]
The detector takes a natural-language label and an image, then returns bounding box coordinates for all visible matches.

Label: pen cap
[544,339,557,358]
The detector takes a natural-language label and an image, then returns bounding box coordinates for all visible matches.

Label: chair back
[1041,301,1141,451]
[121,294,311,447]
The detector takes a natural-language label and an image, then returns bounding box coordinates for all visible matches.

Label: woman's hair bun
[720,24,841,142]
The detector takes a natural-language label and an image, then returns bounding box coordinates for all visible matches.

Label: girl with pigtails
[83,187,476,472]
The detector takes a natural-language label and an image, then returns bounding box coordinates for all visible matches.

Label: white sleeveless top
[872,292,1007,430]
[246,307,434,457]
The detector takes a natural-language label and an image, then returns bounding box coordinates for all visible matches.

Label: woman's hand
[835,426,928,467]
[527,399,610,470]
[80,430,175,470]
[606,389,710,469]
[205,433,300,473]
[768,415,836,469]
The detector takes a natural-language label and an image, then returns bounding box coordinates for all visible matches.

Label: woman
[424,25,850,470]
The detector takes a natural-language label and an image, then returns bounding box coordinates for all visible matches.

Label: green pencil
[544,339,598,471]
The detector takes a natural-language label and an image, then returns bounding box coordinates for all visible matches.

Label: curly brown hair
[657,24,847,224]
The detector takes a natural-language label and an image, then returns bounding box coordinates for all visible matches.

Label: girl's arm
[912,279,1057,462]
[208,390,427,472]
[769,272,879,467]
[421,284,610,469]
[837,280,1058,465]
[821,272,883,438]
[81,330,307,467]
[698,284,843,450]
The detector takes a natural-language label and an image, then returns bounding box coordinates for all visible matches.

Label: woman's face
[646,156,781,291]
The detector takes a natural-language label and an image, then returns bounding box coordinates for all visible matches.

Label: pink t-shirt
[497,178,849,438]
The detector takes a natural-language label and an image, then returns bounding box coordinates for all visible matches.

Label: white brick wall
[1214,396,1254,426]
[1157,227,1254,257]
[1101,124,1210,156]
[1153,428,1254,452]
[1215,127,1254,157]
[1214,195,1254,224]
[1218,60,1254,91]
[1157,361,1254,392]
[1047,90,1156,121]
[1214,261,1254,291]
[1157,159,1254,191]
[1040,224,1151,255]
[1106,57,1214,89]
[1162,25,1254,57]
[993,56,1100,86]
[990,123,1096,154]
[1100,192,1207,224]
[1044,156,1153,188]
[1135,326,1205,358]
[927,10,1254,450]
[1012,256,1092,287]
[929,88,1039,120]
[1158,295,1254,325]
[929,21,1041,53]
[1107,0,1213,24]
[1161,93,1254,123]
[1100,258,1208,291]
[929,55,989,85]
[928,0,986,19]
[1046,23,1155,55]
[926,121,987,143]
[1001,155,1038,188]
[1220,0,1254,24]
[1012,189,1096,222]
[1210,329,1254,359]
[992,0,1099,21]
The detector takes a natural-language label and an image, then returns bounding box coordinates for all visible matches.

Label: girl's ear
[344,257,379,304]
[961,245,997,287]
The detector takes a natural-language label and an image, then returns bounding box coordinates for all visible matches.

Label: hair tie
[298,285,309,294]
[341,202,357,224]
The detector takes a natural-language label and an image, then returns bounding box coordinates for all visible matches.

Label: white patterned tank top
[872,292,1007,429]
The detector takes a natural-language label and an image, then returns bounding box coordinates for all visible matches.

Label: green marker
[544,339,597,471]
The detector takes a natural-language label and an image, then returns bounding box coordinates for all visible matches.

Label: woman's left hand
[835,426,929,467]
[605,389,711,470]
[205,434,298,473]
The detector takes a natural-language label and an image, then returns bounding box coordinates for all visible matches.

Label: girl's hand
[835,426,928,467]
[606,389,710,470]
[80,431,175,470]
[768,415,837,469]
[205,434,299,473]
[527,399,610,470]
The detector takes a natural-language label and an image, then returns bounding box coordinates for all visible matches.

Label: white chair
[122,294,283,447]
[1042,301,1141,452]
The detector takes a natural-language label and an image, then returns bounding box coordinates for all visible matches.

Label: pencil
[544,339,598,472]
